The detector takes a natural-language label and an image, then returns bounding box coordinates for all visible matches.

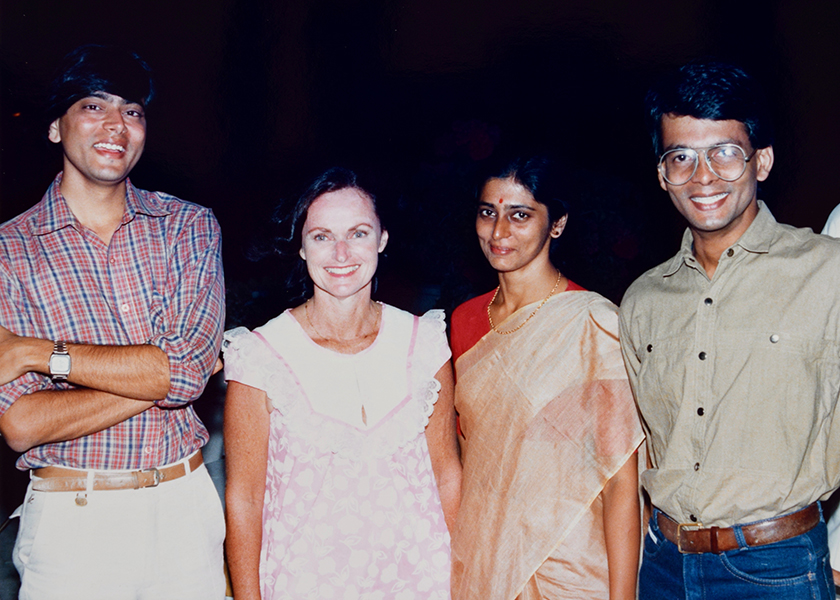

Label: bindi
[498,198,504,204]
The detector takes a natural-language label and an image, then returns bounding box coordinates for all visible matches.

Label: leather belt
[656,503,820,554]
[31,452,203,492]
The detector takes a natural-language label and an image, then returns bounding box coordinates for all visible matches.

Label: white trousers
[13,460,225,600]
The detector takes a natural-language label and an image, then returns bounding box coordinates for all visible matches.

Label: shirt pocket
[717,329,837,471]
[636,334,695,443]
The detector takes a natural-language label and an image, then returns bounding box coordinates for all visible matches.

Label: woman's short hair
[45,44,154,129]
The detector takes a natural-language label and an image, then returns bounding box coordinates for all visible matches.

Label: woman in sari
[450,157,644,600]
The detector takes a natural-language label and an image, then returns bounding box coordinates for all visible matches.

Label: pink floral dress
[224,305,452,600]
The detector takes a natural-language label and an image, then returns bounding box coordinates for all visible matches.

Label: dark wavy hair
[275,167,384,302]
[645,61,773,156]
[45,44,154,130]
[480,155,573,259]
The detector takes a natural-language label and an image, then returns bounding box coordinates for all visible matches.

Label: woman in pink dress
[223,168,461,600]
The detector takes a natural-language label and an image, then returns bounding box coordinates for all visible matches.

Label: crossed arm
[0,328,168,452]
[0,209,225,452]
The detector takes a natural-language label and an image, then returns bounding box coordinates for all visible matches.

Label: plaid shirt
[0,173,225,470]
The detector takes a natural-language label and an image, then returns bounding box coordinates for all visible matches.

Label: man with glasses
[619,61,840,598]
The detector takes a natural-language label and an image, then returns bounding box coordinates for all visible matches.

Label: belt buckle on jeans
[139,467,162,488]
[676,522,704,553]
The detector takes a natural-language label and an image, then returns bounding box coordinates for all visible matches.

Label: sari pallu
[451,291,644,600]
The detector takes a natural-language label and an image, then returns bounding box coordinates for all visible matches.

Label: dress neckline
[285,304,387,358]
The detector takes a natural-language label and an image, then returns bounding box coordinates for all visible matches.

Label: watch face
[50,354,71,375]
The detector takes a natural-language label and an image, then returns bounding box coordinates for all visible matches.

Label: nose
[492,217,510,240]
[103,107,127,134]
[691,151,718,185]
[334,240,349,262]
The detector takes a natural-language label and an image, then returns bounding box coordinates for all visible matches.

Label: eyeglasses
[658,144,757,186]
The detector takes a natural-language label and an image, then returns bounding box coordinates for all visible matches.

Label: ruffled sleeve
[411,309,452,427]
[223,326,271,392]
[416,309,451,375]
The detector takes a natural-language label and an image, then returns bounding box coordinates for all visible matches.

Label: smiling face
[48,92,146,191]
[476,177,566,274]
[658,115,773,245]
[299,188,388,300]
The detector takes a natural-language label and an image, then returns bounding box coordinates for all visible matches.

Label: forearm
[435,458,462,533]
[224,381,270,599]
[602,454,640,600]
[0,388,153,452]
[425,362,462,532]
[4,335,169,400]
[225,495,264,600]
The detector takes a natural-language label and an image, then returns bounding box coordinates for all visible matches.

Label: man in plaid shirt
[0,45,226,599]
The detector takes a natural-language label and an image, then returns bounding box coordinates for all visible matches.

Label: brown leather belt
[656,503,820,554]
[31,452,203,492]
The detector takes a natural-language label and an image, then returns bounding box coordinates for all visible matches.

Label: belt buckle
[676,521,705,553]
[139,467,162,489]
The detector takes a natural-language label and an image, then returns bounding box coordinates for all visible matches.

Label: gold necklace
[305,299,381,342]
[487,271,562,335]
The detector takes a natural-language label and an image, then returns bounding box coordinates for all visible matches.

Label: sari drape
[451,291,643,600]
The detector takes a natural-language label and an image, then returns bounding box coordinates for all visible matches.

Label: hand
[0,325,28,385]
[212,358,224,376]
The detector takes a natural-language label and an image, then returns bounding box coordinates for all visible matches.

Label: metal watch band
[50,340,70,381]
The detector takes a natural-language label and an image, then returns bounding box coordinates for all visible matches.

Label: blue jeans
[639,507,833,600]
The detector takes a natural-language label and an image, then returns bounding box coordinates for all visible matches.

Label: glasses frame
[658,143,758,186]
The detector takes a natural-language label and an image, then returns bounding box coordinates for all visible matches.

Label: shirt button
[770,334,780,343]
[144,446,153,454]
[690,514,698,522]
[694,463,700,471]
[697,407,705,416]
[704,297,713,305]
[726,248,734,257]
[121,303,130,313]
[647,344,653,353]
[698,351,707,360]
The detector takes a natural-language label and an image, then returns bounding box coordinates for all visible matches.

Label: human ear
[755,146,774,182]
[299,247,306,260]
[378,230,389,253]
[657,167,669,192]
[550,215,568,238]
[47,119,62,144]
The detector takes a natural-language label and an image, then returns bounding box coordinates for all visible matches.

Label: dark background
[1,0,839,518]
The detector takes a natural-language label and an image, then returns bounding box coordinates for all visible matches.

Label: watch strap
[50,340,70,381]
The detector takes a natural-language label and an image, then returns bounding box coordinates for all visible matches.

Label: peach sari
[451,291,643,600]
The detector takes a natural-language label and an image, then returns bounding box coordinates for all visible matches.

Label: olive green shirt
[620,201,840,527]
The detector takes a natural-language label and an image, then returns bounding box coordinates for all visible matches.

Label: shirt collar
[662,200,776,277]
[31,173,170,236]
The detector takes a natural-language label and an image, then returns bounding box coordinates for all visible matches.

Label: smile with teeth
[691,192,728,206]
[94,142,125,152]
[325,265,360,275]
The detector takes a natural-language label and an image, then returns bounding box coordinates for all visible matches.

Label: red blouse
[451,280,586,364]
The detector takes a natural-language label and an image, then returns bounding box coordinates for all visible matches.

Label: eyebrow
[86,91,143,109]
[662,139,744,152]
[305,222,375,234]
[478,201,536,210]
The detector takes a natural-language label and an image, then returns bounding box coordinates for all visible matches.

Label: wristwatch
[49,340,71,382]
